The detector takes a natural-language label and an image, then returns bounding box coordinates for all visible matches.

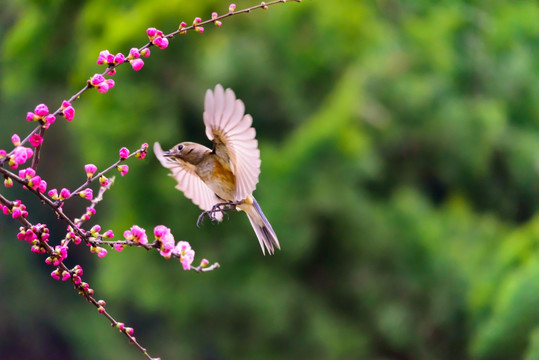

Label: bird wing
[153,142,222,221]
[203,84,261,202]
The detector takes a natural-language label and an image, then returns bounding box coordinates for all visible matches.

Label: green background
[1,0,539,359]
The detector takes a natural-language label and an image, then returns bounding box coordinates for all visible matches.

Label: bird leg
[196,201,241,227]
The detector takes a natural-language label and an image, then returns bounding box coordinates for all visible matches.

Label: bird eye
[177,144,184,151]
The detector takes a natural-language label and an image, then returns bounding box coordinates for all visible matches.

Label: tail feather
[242,197,280,255]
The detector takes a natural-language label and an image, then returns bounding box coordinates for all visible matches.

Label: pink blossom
[103,230,114,238]
[153,36,169,49]
[4,177,13,187]
[97,247,108,258]
[62,100,71,109]
[38,180,47,194]
[63,106,75,121]
[214,20,222,28]
[85,164,97,178]
[146,27,158,37]
[80,188,93,200]
[0,149,6,159]
[28,176,42,190]
[130,58,144,71]
[29,134,43,147]
[11,134,20,146]
[97,50,111,65]
[153,225,170,239]
[34,104,49,117]
[124,225,148,244]
[129,48,140,59]
[200,258,210,267]
[97,82,110,93]
[114,53,125,64]
[141,48,150,58]
[119,147,130,159]
[193,17,202,24]
[117,164,129,176]
[19,167,36,179]
[173,241,195,270]
[48,188,58,200]
[212,12,218,19]
[195,26,205,34]
[43,114,56,128]
[27,112,38,121]
[51,269,61,280]
[159,231,175,258]
[61,271,71,281]
[90,74,105,86]
[90,224,101,235]
[12,146,33,166]
[114,243,125,252]
[229,3,236,12]
[99,175,109,186]
[59,188,71,200]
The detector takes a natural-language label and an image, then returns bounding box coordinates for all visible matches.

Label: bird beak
[163,150,172,157]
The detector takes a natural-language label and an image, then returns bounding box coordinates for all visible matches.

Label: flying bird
[154,84,280,255]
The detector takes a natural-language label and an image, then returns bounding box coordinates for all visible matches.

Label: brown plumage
[154,84,280,255]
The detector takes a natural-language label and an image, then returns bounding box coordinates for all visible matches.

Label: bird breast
[195,154,236,201]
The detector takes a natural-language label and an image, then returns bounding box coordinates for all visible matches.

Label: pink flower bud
[129,48,140,59]
[63,106,75,121]
[90,74,105,86]
[195,26,205,34]
[119,147,130,159]
[153,36,169,49]
[51,269,61,281]
[48,188,58,200]
[29,134,43,147]
[200,258,209,267]
[80,188,93,200]
[193,17,201,25]
[61,271,71,281]
[147,27,157,37]
[99,175,109,186]
[214,20,222,28]
[59,188,71,200]
[11,134,20,146]
[85,164,97,178]
[141,48,151,58]
[34,104,49,117]
[154,225,170,239]
[212,12,218,19]
[62,100,71,109]
[38,180,47,194]
[44,114,56,127]
[103,230,114,238]
[27,112,37,121]
[97,82,110,93]
[114,243,125,252]
[97,247,107,258]
[114,53,125,64]
[91,224,101,234]
[0,149,5,160]
[130,58,144,71]
[229,3,236,12]
[4,177,13,188]
[117,164,129,176]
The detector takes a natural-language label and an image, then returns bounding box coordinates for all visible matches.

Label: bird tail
[240,197,280,255]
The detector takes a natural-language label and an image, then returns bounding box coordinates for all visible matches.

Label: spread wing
[153,142,222,221]
[203,84,261,202]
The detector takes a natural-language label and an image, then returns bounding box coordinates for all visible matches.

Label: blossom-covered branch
[0,1,300,358]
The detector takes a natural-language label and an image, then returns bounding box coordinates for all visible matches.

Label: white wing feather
[203,84,261,201]
[153,142,222,221]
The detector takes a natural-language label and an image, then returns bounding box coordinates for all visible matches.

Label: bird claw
[196,202,239,227]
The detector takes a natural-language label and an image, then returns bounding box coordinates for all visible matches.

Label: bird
[154,84,280,255]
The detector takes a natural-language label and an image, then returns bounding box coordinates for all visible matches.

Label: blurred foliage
[1,0,539,359]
